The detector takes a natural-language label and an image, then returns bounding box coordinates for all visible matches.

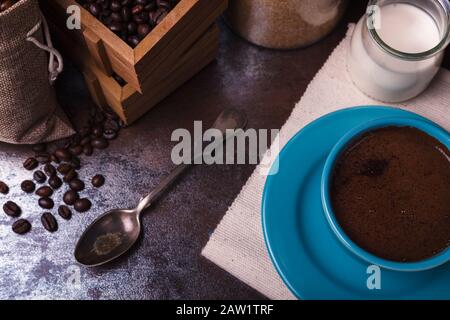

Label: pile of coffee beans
[2,106,122,235]
[0,0,19,13]
[77,0,180,48]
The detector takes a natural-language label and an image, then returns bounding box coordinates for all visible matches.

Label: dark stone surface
[4,2,446,299]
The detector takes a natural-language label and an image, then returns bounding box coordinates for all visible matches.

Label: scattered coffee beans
[0,181,9,194]
[92,124,103,137]
[23,157,38,170]
[44,163,57,177]
[54,148,72,162]
[63,190,79,206]
[5,106,121,235]
[69,179,85,192]
[33,170,47,183]
[21,180,36,193]
[35,152,51,164]
[32,143,46,153]
[83,145,93,156]
[91,137,109,149]
[41,212,58,232]
[71,157,81,170]
[58,205,72,220]
[35,186,53,198]
[12,219,31,235]
[48,176,63,190]
[50,154,61,164]
[57,163,72,174]
[63,169,78,183]
[74,198,92,213]
[3,201,21,217]
[103,129,118,140]
[92,174,105,188]
[38,197,54,210]
[69,145,83,156]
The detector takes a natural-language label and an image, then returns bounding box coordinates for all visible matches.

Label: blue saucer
[262,106,450,300]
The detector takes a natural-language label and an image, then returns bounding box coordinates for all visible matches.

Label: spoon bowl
[74,209,141,266]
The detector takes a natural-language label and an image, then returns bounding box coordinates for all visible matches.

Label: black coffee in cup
[331,126,450,262]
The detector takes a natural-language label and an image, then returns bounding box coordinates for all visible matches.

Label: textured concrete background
[5,2,442,299]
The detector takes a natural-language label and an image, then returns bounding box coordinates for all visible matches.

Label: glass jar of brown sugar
[225,0,349,49]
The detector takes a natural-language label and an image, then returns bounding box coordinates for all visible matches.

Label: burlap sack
[0,0,74,144]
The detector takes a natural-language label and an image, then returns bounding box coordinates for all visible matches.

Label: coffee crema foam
[331,126,450,262]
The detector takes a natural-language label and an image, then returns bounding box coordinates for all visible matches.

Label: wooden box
[55,24,219,124]
[41,0,227,93]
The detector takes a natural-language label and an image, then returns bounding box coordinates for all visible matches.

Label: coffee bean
[54,148,72,162]
[58,205,72,220]
[36,186,53,198]
[69,145,83,156]
[21,180,36,193]
[109,21,123,32]
[50,154,61,164]
[23,157,38,170]
[35,152,51,164]
[121,6,131,21]
[94,110,106,124]
[48,176,63,190]
[38,197,54,209]
[103,129,118,140]
[38,197,55,209]
[70,157,81,170]
[32,143,46,153]
[127,35,140,47]
[137,23,150,38]
[92,174,105,188]
[80,136,91,146]
[69,179,85,192]
[44,163,57,177]
[71,133,81,146]
[0,181,9,194]
[83,145,93,156]
[63,190,79,205]
[12,219,31,235]
[91,137,109,149]
[111,0,121,12]
[131,4,144,15]
[92,124,104,137]
[157,0,171,10]
[3,201,21,217]
[104,118,120,132]
[41,212,58,232]
[33,170,47,183]
[126,21,137,34]
[57,163,72,174]
[74,198,92,212]
[63,169,78,183]
[89,3,101,17]
[145,2,156,11]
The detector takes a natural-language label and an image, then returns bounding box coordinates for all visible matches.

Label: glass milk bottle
[348,0,450,102]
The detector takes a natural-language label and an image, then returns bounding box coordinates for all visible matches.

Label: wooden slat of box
[55,23,219,124]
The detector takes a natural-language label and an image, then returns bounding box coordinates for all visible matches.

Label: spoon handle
[136,163,190,213]
[136,109,247,213]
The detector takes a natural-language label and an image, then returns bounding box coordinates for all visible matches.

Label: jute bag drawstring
[26,14,64,84]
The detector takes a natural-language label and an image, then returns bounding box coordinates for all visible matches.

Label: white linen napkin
[202,24,450,300]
